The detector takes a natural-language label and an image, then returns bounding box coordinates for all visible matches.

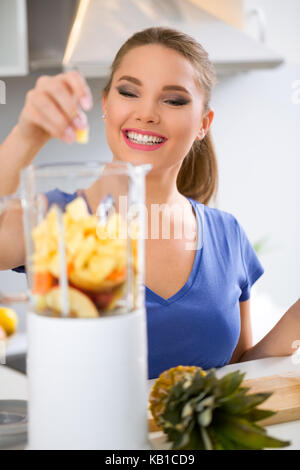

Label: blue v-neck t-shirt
[12,188,264,379]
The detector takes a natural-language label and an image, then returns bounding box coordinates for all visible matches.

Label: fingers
[61,70,93,111]
[23,71,93,144]
[27,92,79,143]
[44,80,78,122]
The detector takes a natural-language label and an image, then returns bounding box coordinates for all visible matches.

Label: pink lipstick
[122,128,168,151]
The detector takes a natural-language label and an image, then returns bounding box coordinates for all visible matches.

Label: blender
[2,160,152,450]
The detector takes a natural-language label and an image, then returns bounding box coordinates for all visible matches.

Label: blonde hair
[103,27,218,205]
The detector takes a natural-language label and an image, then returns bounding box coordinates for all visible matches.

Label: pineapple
[149,366,290,450]
[150,366,205,427]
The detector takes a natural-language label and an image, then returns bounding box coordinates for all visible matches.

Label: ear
[196,108,214,140]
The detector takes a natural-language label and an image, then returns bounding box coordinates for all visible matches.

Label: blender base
[27,308,150,450]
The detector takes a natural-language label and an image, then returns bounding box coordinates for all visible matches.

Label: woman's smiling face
[102,44,212,170]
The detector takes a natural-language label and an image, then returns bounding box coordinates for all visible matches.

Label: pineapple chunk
[45,286,98,318]
[75,127,89,144]
[66,197,89,220]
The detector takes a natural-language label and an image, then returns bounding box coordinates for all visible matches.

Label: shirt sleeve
[12,265,26,273]
[235,219,264,302]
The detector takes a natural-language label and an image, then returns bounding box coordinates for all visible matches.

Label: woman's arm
[0,202,25,270]
[0,125,48,197]
[239,298,300,362]
[229,298,300,364]
[229,300,252,364]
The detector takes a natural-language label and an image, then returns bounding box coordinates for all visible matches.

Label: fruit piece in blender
[44,286,99,318]
[68,255,117,292]
[32,271,57,294]
[66,197,90,220]
[90,290,115,310]
[104,283,127,312]
[106,266,126,282]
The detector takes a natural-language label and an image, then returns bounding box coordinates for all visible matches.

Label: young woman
[0,27,299,379]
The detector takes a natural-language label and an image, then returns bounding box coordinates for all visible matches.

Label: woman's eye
[118,89,137,98]
[165,99,189,107]
[117,87,188,106]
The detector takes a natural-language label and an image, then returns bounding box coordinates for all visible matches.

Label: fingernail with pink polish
[73,111,87,129]
[80,95,93,111]
[63,126,76,143]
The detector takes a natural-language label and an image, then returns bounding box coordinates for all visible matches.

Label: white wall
[211,63,300,322]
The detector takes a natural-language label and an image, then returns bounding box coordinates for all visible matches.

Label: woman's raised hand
[17,70,93,145]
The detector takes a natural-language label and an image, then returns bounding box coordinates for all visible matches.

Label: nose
[134,100,160,124]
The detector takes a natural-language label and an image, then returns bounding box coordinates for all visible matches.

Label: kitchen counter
[1,355,300,450]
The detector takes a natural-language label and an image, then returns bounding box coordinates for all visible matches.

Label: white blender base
[27,308,150,450]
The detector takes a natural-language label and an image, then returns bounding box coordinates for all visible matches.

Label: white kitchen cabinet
[243,0,300,63]
[189,0,244,30]
[0,0,28,76]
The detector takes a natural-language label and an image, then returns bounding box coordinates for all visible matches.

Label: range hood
[62,0,284,77]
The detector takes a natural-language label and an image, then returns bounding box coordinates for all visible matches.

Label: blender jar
[20,160,152,450]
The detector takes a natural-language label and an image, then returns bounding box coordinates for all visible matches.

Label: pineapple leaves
[221,391,273,415]
[154,366,291,450]
[214,413,290,450]
[241,408,277,423]
[216,370,246,398]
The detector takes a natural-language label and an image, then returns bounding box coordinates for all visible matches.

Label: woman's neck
[84,159,190,215]
[145,164,186,208]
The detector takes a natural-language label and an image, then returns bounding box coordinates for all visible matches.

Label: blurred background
[0,0,299,370]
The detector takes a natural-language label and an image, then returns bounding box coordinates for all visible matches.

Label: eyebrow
[117,75,191,96]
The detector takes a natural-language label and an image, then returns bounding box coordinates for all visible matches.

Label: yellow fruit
[75,127,89,144]
[66,197,89,220]
[33,294,47,312]
[45,286,99,318]
[0,307,18,336]
[149,366,206,427]
[32,196,139,301]
[69,257,117,292]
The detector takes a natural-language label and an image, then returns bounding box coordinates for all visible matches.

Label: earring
[102,113,107,120]
[196,129,205,140]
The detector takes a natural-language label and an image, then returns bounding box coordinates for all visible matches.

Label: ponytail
[176,131,218,205]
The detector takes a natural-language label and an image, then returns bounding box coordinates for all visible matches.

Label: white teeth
[126,131,164,145]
